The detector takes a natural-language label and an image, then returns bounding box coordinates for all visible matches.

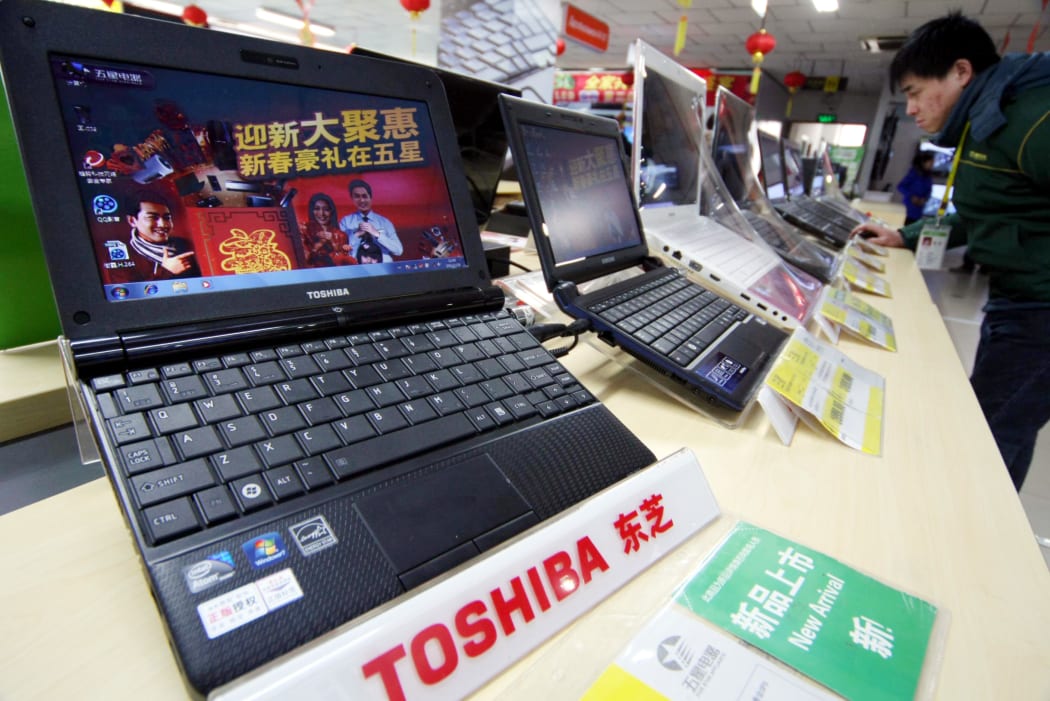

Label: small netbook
[499,94,787,412]
[0,2,659,695]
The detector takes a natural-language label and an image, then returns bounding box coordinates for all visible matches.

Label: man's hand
[357,220,379,239]
[850,221,905,248]
[161,248,195,274]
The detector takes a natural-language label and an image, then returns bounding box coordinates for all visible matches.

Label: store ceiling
[179,0,1048,96]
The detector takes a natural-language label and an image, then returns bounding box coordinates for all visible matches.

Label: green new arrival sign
[677,523,939,701]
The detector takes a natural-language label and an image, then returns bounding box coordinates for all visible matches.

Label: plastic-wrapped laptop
[758,123,866,247]
[499,93,788,414]
[0,2,659,695]
[628,41,827,319]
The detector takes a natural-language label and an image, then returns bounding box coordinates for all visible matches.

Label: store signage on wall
[564,4,610,52]
[553,71,633,104]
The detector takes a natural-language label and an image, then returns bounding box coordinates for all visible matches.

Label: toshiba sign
[564,4,610,53]
[213,449,720,701]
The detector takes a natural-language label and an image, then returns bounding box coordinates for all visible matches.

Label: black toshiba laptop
[499,94,787,412]
[0,1,658,696]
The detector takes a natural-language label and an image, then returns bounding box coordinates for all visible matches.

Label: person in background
[851,12,1050,491]
[896,151,935,225]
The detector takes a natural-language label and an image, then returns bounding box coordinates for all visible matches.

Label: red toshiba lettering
[577,535,610,583]
[455,599,498,657]
[410,623,458,685]
[361,644,409,701]
[542,551,579,602]
[526,565,552,612]
[490,576,534,635]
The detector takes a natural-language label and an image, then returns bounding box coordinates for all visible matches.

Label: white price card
[819,286,897,351]
[763,327,885,455]
[842,258,892,297]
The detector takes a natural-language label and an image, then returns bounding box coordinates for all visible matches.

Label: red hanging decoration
[399,0,430,19]
[745,28,776,95]
[181,4,207,27]
[555,37,566,56]
[783,69,805,117]
[621,69,635,88]
[399,0,430,56]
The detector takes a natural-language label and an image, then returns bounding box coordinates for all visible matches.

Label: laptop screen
[757,131,785,201]
[710,89,758,205]
[49,54,467,303]
[636,66,702,208]
[517,122,643,267]
[782,141,807,198]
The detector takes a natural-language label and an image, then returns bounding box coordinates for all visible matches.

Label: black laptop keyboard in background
[587,269,748,370]
[89,311,595,546]
[741,210,792,255]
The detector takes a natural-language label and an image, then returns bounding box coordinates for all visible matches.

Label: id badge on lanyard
[916,122,969,270]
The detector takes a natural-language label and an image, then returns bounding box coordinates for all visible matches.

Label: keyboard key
[118,437,176,476]
[109,413,152,445]
[398,399,438,425]
[260,406,308,437]
[143,497,200,544]
[332,415,375,445]
[115,384,165,413]
[211,446,264,482]
[294,424,341,456]
[131,459,216,508]
[264,466,305,501]
[218,415,267,448]
[295,458,334,490]
[173,425,223,461]
[255,435,305,468]
[203,368,249,394]
[237,385,281,414]
[161,375,208,404]
[324,412,474,480]
[298,397,342,426]
[230,476,273,512]
[195,394,242,424]
[275,378,318,405]
[366,407,409,435]
[194,486,238,525]
[149,403,198,435]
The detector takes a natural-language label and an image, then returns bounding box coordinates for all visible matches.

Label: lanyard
[937,121,970,224]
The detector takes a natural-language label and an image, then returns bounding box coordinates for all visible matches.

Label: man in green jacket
[853,12,1050,491]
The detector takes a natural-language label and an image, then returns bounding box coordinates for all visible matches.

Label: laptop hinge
[73,287,504,373]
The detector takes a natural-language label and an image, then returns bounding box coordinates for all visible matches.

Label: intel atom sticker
[197,568,304,639]
[242,532,289,570]
[289,515,339,557]
[182,550,236,594]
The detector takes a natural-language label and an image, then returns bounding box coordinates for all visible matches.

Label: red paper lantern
[555,37,566,56]
[181,4,207,27]
[745,28,776,94]
[621,70,634,88]
[400,0,430,18]
[784,70,806,91]
[783,69,805,117]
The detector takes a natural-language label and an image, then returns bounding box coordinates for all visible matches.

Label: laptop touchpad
[355,453,535,581]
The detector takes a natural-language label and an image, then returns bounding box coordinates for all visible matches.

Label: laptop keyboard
[90,311,594,546]
[587,270,748,370]
[775,201,852,240]
[438,0,556,84]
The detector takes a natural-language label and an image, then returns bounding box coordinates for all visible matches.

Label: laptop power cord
[528,319,591,358]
